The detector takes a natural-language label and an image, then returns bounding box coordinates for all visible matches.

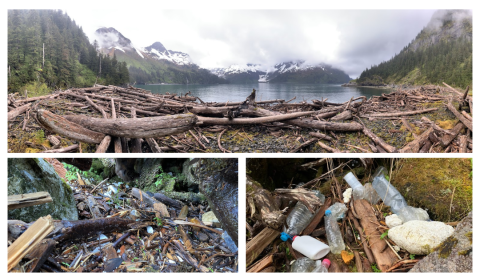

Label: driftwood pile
[7,82,472,153]
[8,161,237,273]
[246,158,443,273]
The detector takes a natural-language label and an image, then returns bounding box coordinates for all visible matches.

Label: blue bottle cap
[280,232,292,242]
[325,210,332,216]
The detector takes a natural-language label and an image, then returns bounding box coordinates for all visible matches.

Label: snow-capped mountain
[211,60,350,84]
[209,64,266,83]
[94,28,191,66]
[144,42,191,66]
[93,27,225,85]
[211,64,265,78]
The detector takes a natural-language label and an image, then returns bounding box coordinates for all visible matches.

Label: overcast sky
[64,9,437,78]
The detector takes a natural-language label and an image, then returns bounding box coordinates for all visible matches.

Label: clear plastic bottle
[291,257,316,272]
[372,176,408,214]
[312,259,331,272]
[372,172,430,222]
[324,209,345,254]
[286,191,325,235]
[327,203,348,220]
[395,206,430,222]
[286,201,314,235]
[344,172,365,200]
[363,182,381,204]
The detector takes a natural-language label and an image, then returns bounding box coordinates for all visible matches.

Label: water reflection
[136,83,393,104]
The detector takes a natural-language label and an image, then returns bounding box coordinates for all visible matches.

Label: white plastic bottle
[344,172,365,200]
[324,209,345,254]
[312,259,331,272]
[291,235,330,260]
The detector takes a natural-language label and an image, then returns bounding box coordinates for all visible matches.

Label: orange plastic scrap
[341,250,354,264]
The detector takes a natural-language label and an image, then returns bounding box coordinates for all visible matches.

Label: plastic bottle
[290,235,330,260]
[372,175,429,222]
[344,172,365,200]
[285,191,325,235]
[363,182,381,204]
[324,209,345,254]
[395,206,430,223]
[327,202,348,220]
[312,259,331,272]
[372,176,408,214]
[291,257,316,272]
[285,201,314,235]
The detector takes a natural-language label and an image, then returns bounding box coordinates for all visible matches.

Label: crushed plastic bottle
[291,257,316,272]
[372,176,408,213]
[324,209,345,254]
[312,259,331,272]
[222,231,238,253]
[372,171,430,222]
[285,191,325,235]
[344,172,365,200]
[290,235,330,260]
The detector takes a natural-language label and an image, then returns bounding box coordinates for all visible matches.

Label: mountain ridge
[94,27,226,85]
[358,9,472,88]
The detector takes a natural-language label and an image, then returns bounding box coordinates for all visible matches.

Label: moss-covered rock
[391,158,472,222]
[8,158,78,222]
[410,212,472,272]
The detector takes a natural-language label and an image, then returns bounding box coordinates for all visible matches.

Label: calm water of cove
[134,83,393,104]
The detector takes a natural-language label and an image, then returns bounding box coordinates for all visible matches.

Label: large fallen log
[330,110,353,121]
[62,113,197,138]
[446,101,472,131]
[197,111,316,125]
[15,94,59,104]
[49,217,136,242]
[252,108,364,131]
[35,109,106,144]
[362,126,397,153]
[8,103,31,121]
[400,127,434,153]
[440,122,465,147]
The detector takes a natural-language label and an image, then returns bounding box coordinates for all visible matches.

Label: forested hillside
[269,66,351,84]
[7,10,129,93]
[358,10,472,88]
